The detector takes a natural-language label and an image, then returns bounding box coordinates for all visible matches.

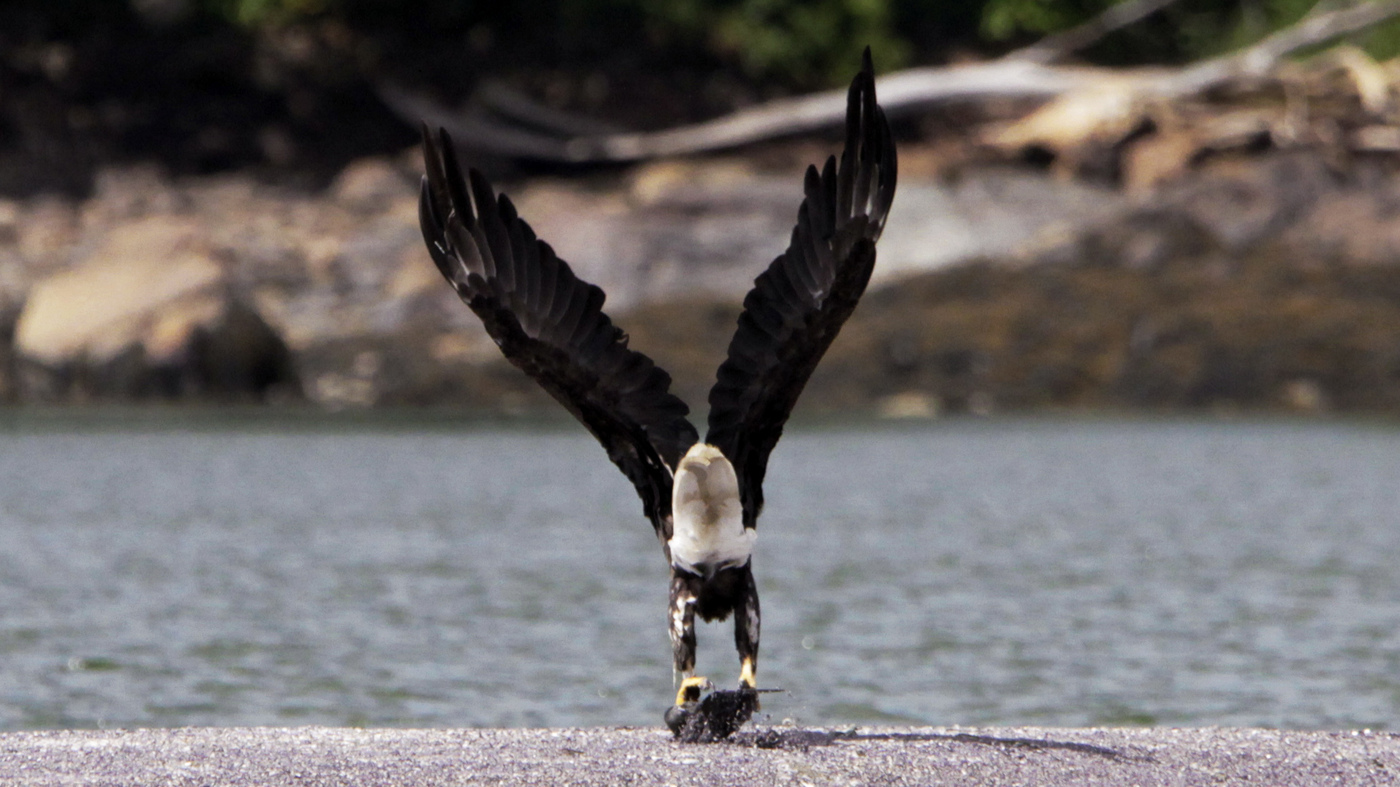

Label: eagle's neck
[668,443,754,577]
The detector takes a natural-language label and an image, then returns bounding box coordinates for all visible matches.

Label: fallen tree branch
[1009,0,1185,65]
[379,60,1098,162]
[557,61,1097,161]
[475,81,624,137]
[987,0,1400,152]
[376,81,574,160]
[381,0,1400,163]
[1165,0,1400,97]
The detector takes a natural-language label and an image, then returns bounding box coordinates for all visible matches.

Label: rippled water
[1,415,1398,731]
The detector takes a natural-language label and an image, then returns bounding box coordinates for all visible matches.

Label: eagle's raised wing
[704,49,897,527]
[420,127,700,536]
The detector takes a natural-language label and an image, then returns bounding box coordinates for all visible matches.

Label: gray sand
[2,725,1397,786]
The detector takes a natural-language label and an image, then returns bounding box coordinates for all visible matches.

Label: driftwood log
[379,0,1400,164]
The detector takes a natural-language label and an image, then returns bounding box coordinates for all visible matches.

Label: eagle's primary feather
[420,130,699,542]
[704,47,896,527]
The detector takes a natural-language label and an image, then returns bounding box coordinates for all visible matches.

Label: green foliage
[146,0,1400,80]
[678,0,911,83]
[1176,0,1317,58]
[979,0,1390,63]
[189,0,913,85]
[1360,16,1400,61]
[982,0,1104,40]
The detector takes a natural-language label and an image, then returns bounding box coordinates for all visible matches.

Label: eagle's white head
[668,443,754,577]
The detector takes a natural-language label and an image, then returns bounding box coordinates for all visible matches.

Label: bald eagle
[418,50,896,711]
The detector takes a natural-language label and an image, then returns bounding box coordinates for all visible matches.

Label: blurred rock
[332,156,414,213]
[16,197,78,273]
[12,214,297,402]
[17,216,220,365]
[3,141,1400,414]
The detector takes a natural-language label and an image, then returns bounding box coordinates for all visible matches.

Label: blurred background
[3,0,1400,734]
[5,0,1400,415]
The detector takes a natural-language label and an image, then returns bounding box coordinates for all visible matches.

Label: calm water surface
[1,416,1398,731]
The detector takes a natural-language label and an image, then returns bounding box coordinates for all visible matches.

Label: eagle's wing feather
[704,48,897,527]
[420,128,700,536]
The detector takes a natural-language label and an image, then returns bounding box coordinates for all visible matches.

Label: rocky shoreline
[3,142,1400,417]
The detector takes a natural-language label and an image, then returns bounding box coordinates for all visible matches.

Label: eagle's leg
[734,562,760,689]
[669,572,708,705]
[732,564,761,712]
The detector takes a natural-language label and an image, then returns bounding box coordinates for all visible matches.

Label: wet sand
[1,725,1395,786]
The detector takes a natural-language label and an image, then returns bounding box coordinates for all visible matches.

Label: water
[1,415,1398,731]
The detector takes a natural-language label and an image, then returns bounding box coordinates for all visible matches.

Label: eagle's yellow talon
[676,675,713,705]
[739,657,760,710]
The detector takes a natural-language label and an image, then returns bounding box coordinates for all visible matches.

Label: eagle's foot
[739,657,759,710]
[675,675,713,706]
